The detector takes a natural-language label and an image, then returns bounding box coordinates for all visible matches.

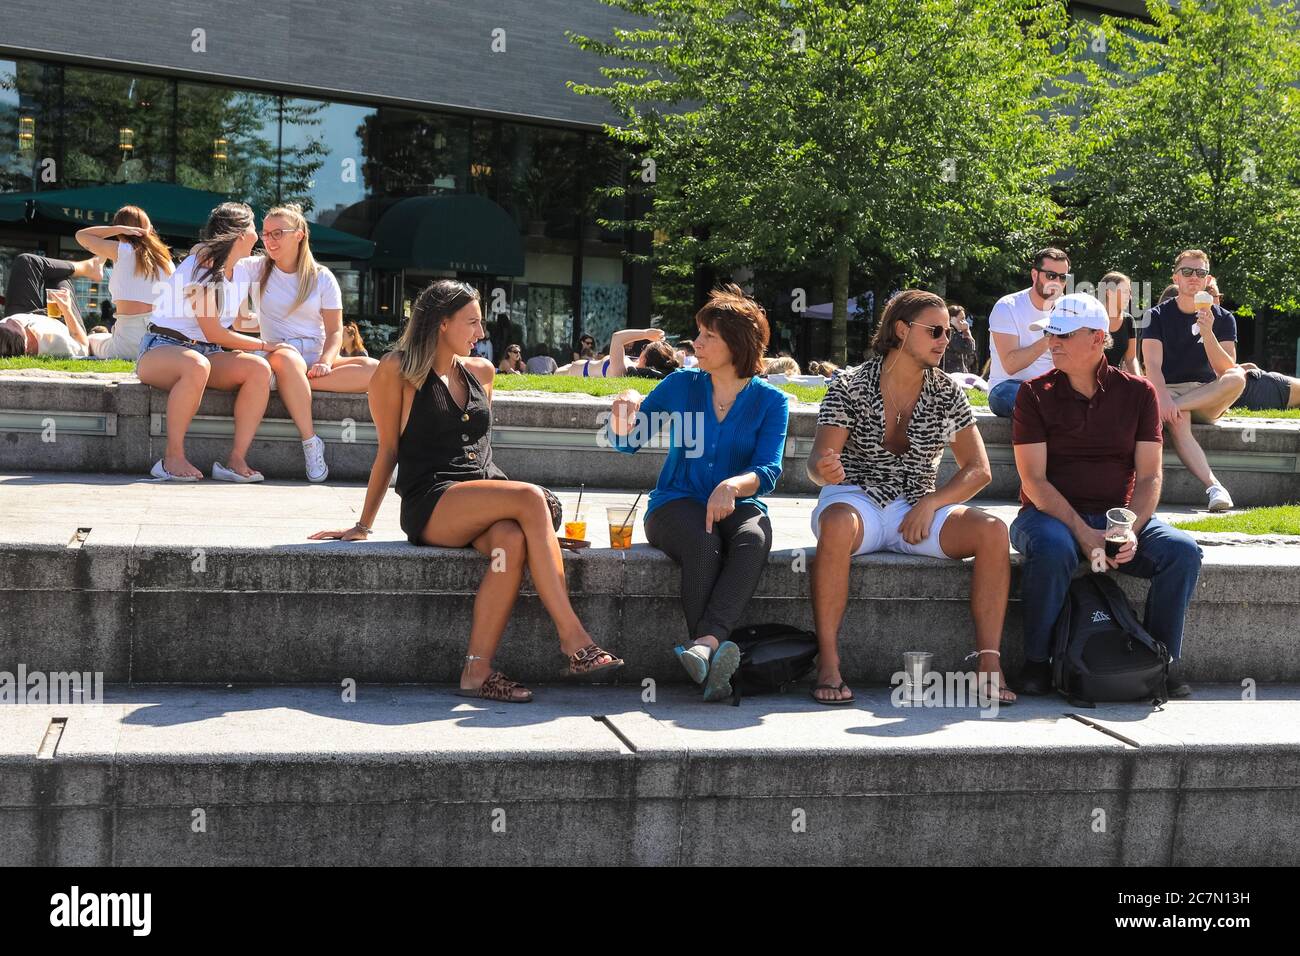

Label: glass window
[374,108,470,197]
[176,82,278,207]
[62,67,173,188]
[279,97,376,225]
[0,58,60,195]
[513,125,583,240]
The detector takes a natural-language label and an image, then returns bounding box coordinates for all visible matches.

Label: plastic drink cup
[903,651,932,703]
[1105,507,1135,559]
[607,506,636,549]
[45,290,60,317]
[564,502,588,541]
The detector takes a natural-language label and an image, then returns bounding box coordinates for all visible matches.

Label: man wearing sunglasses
[987,247,1070,417]
[1141,249,1245,513]
[808,289,1014,706]
[1011,293,1200,698]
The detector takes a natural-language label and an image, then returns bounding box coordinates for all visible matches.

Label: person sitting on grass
[497,343,526,374]
[608,284,789,703]
[1140,249,1245,513]
[808,289,1013,706]
[1011,292,1201,699]
[572,333,597,361]
[557,327,680,378]
[340,322,369,357]
[310,280,623,703]
[0,286,91,358]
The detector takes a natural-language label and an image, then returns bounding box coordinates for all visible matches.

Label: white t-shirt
[17,314,87,357]
[151,255,240,342]
[236,257,342,343]
[987,287,1055,388]
[472,337,494,363]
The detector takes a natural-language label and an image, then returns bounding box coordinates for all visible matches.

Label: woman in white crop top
[230,204,379,482]
[133,201,297,483]
[75,205,175,360]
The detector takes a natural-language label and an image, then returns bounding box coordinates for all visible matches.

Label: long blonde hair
[113,205,174,280]
[396,280,481,390]
[258,203,320,313]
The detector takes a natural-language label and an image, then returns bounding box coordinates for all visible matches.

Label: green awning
[369,194,524,275]
[0,182,373,260]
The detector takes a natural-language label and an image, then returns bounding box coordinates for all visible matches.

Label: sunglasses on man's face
[1177,267,1210,278]
[1035,268,1069,283]
[909,321,951,340]
[1046,329,1084,340]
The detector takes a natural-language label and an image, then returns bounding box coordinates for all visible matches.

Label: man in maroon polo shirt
[1009,293,1202,698]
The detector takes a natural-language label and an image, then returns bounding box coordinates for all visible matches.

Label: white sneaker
[303,435,328,483]
[1206,484,1233,512]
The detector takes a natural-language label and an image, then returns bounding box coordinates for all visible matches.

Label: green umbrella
[0,182,374,260]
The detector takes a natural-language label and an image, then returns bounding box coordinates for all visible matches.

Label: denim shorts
[137,331,224,360]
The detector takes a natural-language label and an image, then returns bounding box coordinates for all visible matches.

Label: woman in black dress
[311,280,622,702]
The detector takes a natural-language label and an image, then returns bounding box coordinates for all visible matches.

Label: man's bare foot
[976,664,1016,704]
[812,665,853,703]
[163,455,203,480]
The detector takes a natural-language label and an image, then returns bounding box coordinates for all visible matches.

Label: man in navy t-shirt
[1140,249,1246,512]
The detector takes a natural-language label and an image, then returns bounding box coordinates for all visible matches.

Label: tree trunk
[831,247,850,366]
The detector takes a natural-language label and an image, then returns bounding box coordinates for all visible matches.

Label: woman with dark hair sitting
[608,284,790,702]
[497,343,526,374]
[310,280,623,702]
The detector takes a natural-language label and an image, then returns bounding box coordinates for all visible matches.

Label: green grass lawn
[0,356,136,373]
[1173,505,1300,535]
[1,357,1296,419]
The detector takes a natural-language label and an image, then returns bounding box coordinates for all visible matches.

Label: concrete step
[3,373,1298,506]
[3,684,1298,866]
[1,476,1295,686]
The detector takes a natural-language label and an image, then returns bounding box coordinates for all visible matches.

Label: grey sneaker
[702,641,741,703]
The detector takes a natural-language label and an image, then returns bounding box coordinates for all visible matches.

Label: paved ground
[3,471,1298,559]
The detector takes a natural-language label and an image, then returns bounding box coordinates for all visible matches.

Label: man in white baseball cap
[1008,291,1200,700]
[1027,291,1110,337]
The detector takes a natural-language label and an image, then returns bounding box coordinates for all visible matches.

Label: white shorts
[260,336,324,366]
[810,485,959,560]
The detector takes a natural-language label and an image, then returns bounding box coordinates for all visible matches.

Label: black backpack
[1051,573,1169,707]
[727,623,819,704]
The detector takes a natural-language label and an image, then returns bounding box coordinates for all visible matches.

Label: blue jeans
[988,379,1023,418]
[1009,507,1202,663]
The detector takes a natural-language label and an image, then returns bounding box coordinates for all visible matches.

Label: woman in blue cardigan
[608,285,790,702]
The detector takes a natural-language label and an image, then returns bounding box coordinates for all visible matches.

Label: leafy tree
[1068,0,1300,316]
[570,0,1072,362]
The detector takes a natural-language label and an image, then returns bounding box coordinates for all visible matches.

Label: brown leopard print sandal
[455,670,533,703]
[562,643,625,680]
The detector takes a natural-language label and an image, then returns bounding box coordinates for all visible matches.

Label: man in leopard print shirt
[807,290,1013,706]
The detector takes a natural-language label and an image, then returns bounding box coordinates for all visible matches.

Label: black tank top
[396,359,506,502]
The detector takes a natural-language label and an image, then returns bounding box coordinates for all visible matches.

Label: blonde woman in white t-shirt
[74,205,175,360]
[233,204,379,482]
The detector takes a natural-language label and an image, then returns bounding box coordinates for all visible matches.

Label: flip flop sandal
[212,461,265,483]
[149,459,200,482]
[562,643,624,680]
[701,641,741,703]
[975,675,1016,707]
[454,671,533,703]
[810,682,856,705]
